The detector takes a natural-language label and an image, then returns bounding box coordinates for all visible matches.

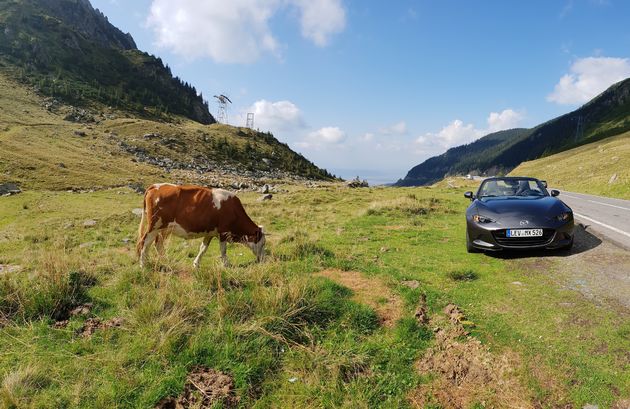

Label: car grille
[492,229,555,247]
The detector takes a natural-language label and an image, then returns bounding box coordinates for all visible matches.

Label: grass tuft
[446,269,479,281]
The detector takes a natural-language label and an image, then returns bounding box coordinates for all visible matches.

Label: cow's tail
[136,190,149,258]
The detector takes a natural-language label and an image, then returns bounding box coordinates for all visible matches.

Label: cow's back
[144,184,239,235]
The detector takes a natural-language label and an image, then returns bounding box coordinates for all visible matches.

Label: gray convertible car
[464,177,574,252]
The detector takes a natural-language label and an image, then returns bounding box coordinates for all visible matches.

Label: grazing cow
[136,183,266,268]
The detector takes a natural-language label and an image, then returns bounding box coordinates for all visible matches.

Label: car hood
[475,196,570,224]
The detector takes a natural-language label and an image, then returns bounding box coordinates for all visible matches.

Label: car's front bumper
[466,218,574,251]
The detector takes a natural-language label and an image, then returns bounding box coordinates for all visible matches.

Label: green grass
[512,130,630,199]
[0,185,628,408]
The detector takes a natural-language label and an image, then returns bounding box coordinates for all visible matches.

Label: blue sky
[91,0,630,183]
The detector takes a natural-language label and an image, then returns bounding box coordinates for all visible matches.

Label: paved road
[559,190,630,250]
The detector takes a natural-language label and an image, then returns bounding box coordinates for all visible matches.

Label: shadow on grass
[485,224,602,260]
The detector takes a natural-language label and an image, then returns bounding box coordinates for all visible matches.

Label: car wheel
[466,230,479,253]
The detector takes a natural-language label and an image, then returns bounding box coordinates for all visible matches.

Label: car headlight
[556,211,572,222]
[473,214,495,223]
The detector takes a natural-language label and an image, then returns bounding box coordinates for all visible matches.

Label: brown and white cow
[136,183,266,268]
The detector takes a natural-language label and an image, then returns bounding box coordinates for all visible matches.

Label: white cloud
[547,57,630,105]
[293,0,346,47]
[246,100,305,131]
[146,0,346,63]
[486,109,523,133]
[415,109,524,150]
[296,126,346,149]
[380,121,408,135]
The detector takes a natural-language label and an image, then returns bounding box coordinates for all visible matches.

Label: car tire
[466,230,479,253]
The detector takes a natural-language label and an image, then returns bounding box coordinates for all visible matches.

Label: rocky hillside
[0,73,335,191]
[398,77,630,186]
[0,0,213,124]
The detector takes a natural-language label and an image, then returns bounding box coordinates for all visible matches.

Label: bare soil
[316,269,403,327]
[155,367,239,409]
[409,304,535,409]
[78,317,123,337]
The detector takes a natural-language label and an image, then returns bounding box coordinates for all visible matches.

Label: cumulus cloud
[547,57,630,105]
[416,109,524,150]
[296,126,346,149]
[246,100,305,131]
[146,0,346,63]
[486,109,524,133]
[293,0,346,46]
[379,121,408,135]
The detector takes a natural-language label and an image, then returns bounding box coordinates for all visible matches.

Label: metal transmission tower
[213,94,232,124]
[246,113,255,129]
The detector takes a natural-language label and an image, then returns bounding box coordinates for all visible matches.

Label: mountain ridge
[397,77,630,186]
[0,0,214,124]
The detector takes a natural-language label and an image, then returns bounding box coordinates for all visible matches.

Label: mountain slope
[511,130,630,199]
[0,0,213,124]
[398,77,630,186]
[0,73,335,190]
[397,128,531,186]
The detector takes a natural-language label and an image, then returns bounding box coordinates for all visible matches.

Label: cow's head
[246,225,266,262]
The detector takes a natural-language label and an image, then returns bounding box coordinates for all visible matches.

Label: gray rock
[79,241,96,248]
[609,173,618,184]
[0,264,21,274]
[260,184,271,194]
[131,208,144,217]
[0,183,21,196]
[143,132,161,139]
[402,280,420,289]
[83,219,97,227]
[345,177,369,188]
[74,130,86,137]
[258,194,273,201]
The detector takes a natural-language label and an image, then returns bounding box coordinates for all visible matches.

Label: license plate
[507,229,543,238]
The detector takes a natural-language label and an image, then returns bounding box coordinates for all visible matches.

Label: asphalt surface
[558,190,630,250]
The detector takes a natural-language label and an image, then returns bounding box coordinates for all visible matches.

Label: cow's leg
[219,240,229,267]
[193,236,212,269]
[140,229,159,268]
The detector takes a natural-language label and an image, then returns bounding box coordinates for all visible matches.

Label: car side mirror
[541,180,548,188]
[550,189,560,197]
[464,191,474,200]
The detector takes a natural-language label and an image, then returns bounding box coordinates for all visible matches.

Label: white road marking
[573,212,630,239]
[587,199,630,211]
[562,194,580,200]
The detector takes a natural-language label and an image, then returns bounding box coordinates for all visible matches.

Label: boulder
[0,183,21,196]
[258,194,273,201]
[345,177,369,188]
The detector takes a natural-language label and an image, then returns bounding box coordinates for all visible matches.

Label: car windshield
[477,178,547,198]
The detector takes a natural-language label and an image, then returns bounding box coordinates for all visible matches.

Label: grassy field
[511,131,630,199]
[1,185,628,408]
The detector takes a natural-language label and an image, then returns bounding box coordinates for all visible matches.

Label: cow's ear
[258,225,265,234]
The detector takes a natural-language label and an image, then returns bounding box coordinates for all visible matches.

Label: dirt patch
[316,269,403,328]
[612,399,630,409]
[409,304,534,409]
[155,367,239,408]
[78,317,123,337]
[414,293,429,325]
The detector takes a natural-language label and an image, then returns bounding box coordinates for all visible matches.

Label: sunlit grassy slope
[511,130,630,199]
[0,72,333,191]
[1,185,628,408]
